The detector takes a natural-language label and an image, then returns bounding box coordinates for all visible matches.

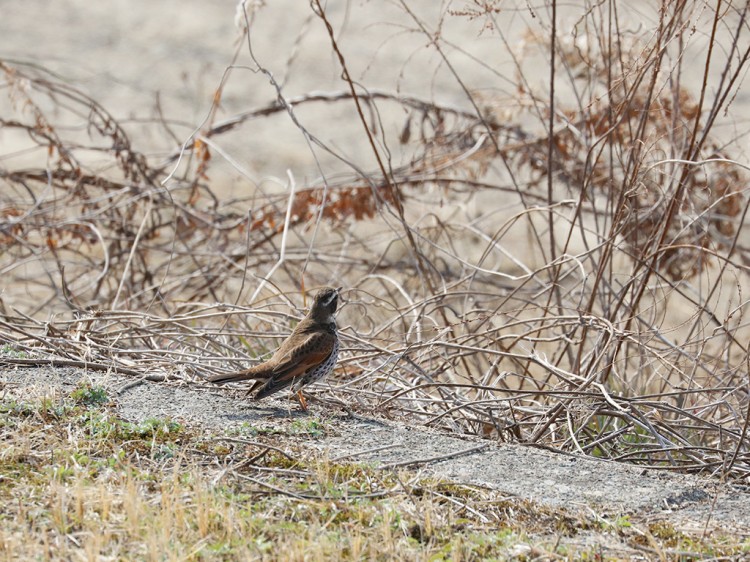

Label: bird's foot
[296,391,309,411]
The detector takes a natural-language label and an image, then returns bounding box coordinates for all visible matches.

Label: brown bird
[208,286,341,410]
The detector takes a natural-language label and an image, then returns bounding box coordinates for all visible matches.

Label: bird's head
[310,286,341,322]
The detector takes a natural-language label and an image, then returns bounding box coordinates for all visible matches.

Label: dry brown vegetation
[2,0,750,486]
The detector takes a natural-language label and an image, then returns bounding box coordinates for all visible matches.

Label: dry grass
[1,385,747,561]
[1,0,750,482]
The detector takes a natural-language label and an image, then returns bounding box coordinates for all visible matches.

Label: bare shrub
[1,0,749,478]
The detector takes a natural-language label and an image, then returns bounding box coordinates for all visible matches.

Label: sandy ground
[1,0,518,183]
[3,364,749,538]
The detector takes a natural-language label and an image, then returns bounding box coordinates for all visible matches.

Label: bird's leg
[297,391,308,411]
[245,379,264,398]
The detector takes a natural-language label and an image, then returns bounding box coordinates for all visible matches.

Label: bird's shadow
[214,396,388,428]
[208,387,389,427]
[221,404,311,422]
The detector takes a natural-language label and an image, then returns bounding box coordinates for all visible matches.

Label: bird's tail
[206,364,271,385]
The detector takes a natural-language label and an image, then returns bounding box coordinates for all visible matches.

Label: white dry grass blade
[63,220,110,293]
[111,196,154,310]
[249,170,297,305]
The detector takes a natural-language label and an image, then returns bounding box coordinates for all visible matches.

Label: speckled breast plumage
[293,337,339,392]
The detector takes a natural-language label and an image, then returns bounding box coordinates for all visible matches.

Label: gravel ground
[3,364,749,537]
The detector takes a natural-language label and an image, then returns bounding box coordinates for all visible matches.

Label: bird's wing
[253,331,336,398]
[271,330,335,378]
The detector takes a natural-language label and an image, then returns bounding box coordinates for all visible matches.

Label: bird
[208,286,341,410]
